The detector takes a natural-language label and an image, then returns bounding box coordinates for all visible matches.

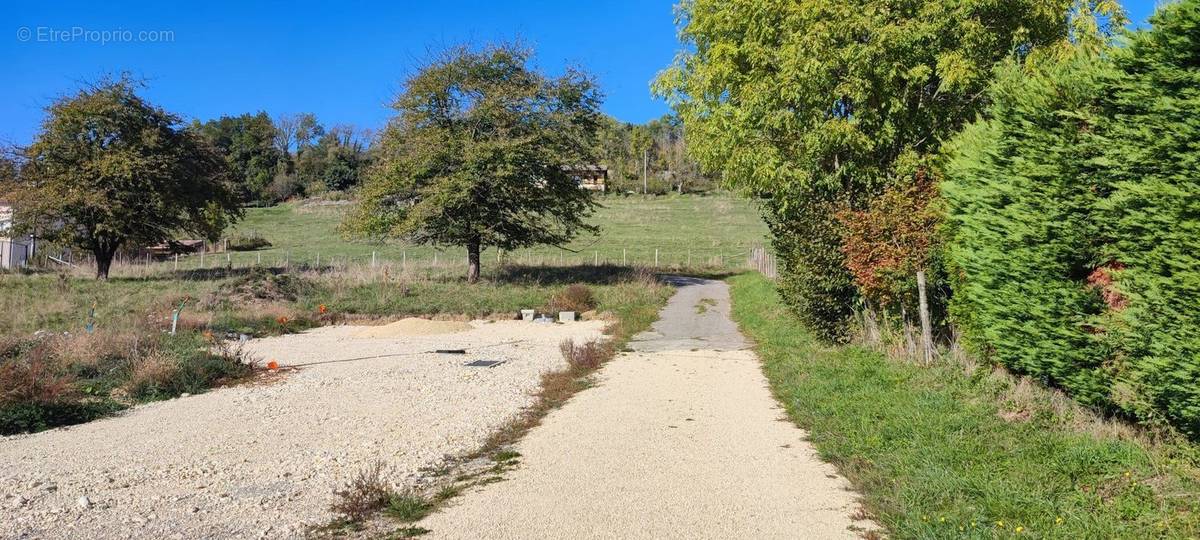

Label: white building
[0,202,35,269]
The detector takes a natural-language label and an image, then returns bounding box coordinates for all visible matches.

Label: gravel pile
[0,320,605,539]
[353,318,475,338]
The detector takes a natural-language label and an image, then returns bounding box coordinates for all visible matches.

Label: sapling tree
[346,43,602,283]
[6,76,241,279]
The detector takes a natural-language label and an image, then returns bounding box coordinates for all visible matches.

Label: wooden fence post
[916,269,934,365]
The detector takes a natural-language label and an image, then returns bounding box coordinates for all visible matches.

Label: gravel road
[418,278,875,539]
[0,320,605,539]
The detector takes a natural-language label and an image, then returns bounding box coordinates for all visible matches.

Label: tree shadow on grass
[485,264,741,286]
[104,266,269,283]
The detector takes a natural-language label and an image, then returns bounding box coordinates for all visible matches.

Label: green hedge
[1095,1,1200,435]
[943,1,1200,437]
[762,194,858,343]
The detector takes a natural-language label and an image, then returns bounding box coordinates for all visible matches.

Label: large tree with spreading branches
[5,76,241,279]
[345,44,602,283]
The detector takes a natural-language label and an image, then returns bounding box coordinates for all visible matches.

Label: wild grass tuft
[559,338,613,373]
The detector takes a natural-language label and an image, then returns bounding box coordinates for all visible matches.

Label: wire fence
[35,243,779,279]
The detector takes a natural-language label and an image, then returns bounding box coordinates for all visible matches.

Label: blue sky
[0,0,1168,145]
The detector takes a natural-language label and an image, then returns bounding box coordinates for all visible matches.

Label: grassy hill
[212,193,768,271]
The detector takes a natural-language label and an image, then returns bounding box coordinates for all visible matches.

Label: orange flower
[276,316,289,325]
[267,360,279,370]
[318,304,328,314]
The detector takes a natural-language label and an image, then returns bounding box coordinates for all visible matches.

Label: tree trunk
[93,243,117,280]
[863,301,881,347]
[916,269,934,365]
[642,149,648,195]
[466,237,481,284]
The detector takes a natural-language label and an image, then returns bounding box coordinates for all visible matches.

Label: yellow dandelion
[1056,517,1064,525]
[996,521,1005,528]
[1016,526,1025,533]
[939,517,946,523]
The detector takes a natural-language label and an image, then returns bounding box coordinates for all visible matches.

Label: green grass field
[206,193,768,271]
[728,273,1200,539]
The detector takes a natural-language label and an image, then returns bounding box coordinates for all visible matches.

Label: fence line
[37,244,779,279]
[747,246,778,279]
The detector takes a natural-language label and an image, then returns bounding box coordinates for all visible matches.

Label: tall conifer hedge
[945,1,1200,436]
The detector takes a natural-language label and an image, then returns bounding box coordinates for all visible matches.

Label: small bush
[331,461,392,523]
[0,337,128,435]
[129,336,255,401]
[0,400,124,436]
[0,330,255,434]
[559,338,614,373]
[545,284,597,313]
[0,351,76,405]
[125,351,180,399]
[217,268,313,304]
[225,233,272,251]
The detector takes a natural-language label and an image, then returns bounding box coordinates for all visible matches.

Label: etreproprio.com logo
[17,26,174,44]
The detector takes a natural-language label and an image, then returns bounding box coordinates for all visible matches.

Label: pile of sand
[353,317,475,338]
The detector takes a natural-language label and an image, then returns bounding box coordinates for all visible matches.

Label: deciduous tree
[8,77,241,279]
[193,111,282,203]
[345,44,602,283]
[655,0,1119,340]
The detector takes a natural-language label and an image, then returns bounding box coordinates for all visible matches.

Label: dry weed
[331,461,393,523]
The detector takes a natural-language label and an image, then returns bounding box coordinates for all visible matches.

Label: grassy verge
[727,272,1200,539]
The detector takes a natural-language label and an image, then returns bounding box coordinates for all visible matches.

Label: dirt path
[418,277,874,539]
[0,321,605,539]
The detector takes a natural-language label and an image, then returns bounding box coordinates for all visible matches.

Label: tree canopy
[655,0,1119,340]
[193,111,282,203]
[5,77,241,279]
[345,44,603,282]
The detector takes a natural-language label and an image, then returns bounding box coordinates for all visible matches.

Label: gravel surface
[0,320,605,539]
[419,278,876,539]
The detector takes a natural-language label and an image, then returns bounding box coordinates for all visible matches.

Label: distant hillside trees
[294,125,371,193]
[596,114,714,195]
[195,112,372,205]
[7,77,241,279]
[192,112,282,203]
[346,43,601,283]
